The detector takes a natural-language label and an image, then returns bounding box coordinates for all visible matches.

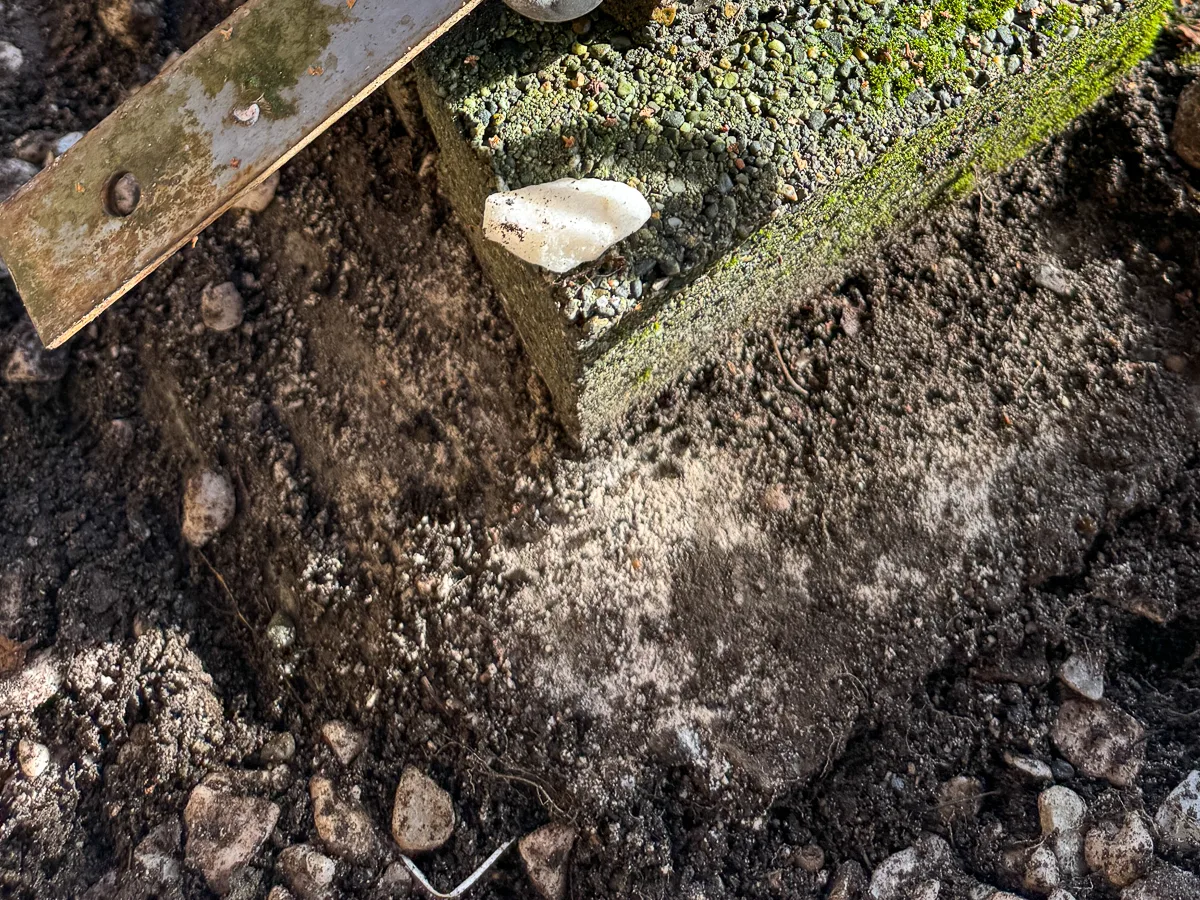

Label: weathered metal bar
[0,0,484,348]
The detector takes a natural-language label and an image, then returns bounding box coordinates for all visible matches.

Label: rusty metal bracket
[0,0,484,348]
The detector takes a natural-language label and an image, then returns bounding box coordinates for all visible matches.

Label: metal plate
[0,0,483,347]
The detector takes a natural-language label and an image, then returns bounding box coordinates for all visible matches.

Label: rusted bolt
[105,172,141,216]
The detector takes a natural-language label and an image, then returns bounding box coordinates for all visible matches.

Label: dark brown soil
[4,1,1200,899]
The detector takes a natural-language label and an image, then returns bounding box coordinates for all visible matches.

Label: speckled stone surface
[415,0,1164,434]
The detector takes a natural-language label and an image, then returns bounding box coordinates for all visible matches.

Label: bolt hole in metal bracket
[0,0,500,348]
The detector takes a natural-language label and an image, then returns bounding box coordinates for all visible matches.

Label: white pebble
[201,281,245,332]
[391,767,454,854]
[16,738,49,779]
[1059,653,1104,700]
[483,178,651,273]
[1085,813,1154,888]
[0,41,22,75]
[181,470,235,547]
[1155,770,1200,851]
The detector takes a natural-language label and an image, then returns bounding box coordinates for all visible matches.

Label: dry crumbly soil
[5,1,1200,898]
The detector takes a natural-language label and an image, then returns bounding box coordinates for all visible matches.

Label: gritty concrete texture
[416,0,1166,433]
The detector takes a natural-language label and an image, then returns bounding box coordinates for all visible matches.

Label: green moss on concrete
[416,0,1165,434]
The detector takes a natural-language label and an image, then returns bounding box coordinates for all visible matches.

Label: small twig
[196,550,253,634]
[461,747,574,822]
[769,333,807,395]
[401,839,514,899]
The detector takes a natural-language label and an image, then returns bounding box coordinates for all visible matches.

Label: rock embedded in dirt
[181,470,236,547]
[867,835,955,900]
[0,158,37,203]
[1032,262,1075,298]
[519,822,576,900]
[1004,752,1054,782]
[266,612,296,651]
[1058,653,1104,701]
[16,738,49,779]
[320,720,365,765]
[796,844,826,874]
[201,282,245,332]
[184,783,281,894]
[1173,80,1200,169]
[1047,891,1077,900]
[96,0,162,49]
[828,860,868,900]
[0,650,62,715]
[260,732,296,765]
[1024,844,1062,894]
[1039,785,1086,835]
[1039,785,1087,876]
[760,484,792,514]
[4,335,68,384]
[390,767,454,854]
[1051,699,1144,786]
[309,776,379,863]
[233,172,281,214]
[374,861,413,897]
[0,41,23,76]
[1084,813,1154,888]
[277,843,336,900]
[1154,770,1200,851]
[133,822,183,886]
[482,178,651,274]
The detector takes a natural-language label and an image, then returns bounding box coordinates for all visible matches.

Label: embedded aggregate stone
[1051,699,1145,786]
[181,470,236,547]
[1154,770,1200,851]
[183,783,280,894]
[391,767,455,854]
[416,0,1165,432]
[200,281,245,332]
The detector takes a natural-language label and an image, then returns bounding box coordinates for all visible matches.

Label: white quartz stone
[483,178,651,274]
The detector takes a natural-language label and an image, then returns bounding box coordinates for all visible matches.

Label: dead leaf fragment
[0,634,28,677]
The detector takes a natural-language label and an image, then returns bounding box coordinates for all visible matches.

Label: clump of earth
[3,1,1200,898]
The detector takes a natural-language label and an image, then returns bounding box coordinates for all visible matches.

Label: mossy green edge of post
[416,0,1166,435]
